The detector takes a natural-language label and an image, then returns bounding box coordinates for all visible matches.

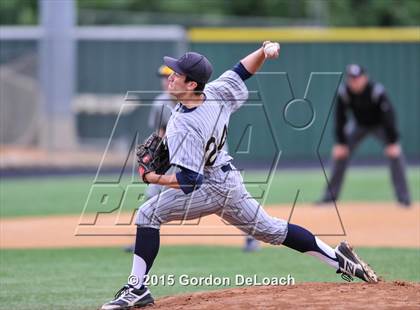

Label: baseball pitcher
[101,42,378,310]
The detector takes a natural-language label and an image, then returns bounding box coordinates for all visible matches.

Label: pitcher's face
[167,72,197,98]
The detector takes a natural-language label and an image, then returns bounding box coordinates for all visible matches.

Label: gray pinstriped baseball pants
[136,165,288,245]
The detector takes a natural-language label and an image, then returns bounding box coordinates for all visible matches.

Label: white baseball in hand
[263,42,280,59]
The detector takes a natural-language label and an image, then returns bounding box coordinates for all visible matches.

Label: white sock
[129,254,147,289]
[307,238,339,269]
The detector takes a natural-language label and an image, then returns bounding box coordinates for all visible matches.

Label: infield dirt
[1,203,419,249]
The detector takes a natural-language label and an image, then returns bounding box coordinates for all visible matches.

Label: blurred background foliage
[1,0,419,27]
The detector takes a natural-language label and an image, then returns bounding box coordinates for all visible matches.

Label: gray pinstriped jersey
[166,70,248,175]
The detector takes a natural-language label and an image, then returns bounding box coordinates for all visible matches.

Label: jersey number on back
[205,125,227,166]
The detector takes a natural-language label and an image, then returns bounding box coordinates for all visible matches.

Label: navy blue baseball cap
[163,52,213,84]
[346,64,366,78]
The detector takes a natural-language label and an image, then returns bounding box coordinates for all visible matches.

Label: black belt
[221,164,232,172]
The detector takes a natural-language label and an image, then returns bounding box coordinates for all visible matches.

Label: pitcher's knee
[250,218,288,245]
[136,208,161,229]
[135,199,162,229]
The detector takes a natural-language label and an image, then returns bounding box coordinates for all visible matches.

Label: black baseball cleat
[101,284,154,310]
[335,241,378,283]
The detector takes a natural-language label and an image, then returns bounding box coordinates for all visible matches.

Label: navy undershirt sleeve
[175,166,204,194]
[232,62,252,81]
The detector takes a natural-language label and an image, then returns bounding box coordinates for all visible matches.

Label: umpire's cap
[346,64,366,78]
[163,52,213,84]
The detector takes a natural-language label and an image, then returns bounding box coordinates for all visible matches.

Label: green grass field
[1,167,419,218]
[1,246,419,310]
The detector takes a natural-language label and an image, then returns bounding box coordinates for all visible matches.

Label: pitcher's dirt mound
[153,282,419,309]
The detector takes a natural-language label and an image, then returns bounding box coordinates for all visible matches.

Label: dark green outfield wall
[1,37,418,161]
[190,42,420,161]
[75,40,419,161]
[77,40,179,94]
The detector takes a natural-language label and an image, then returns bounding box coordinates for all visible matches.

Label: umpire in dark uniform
[319,64,411,207]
